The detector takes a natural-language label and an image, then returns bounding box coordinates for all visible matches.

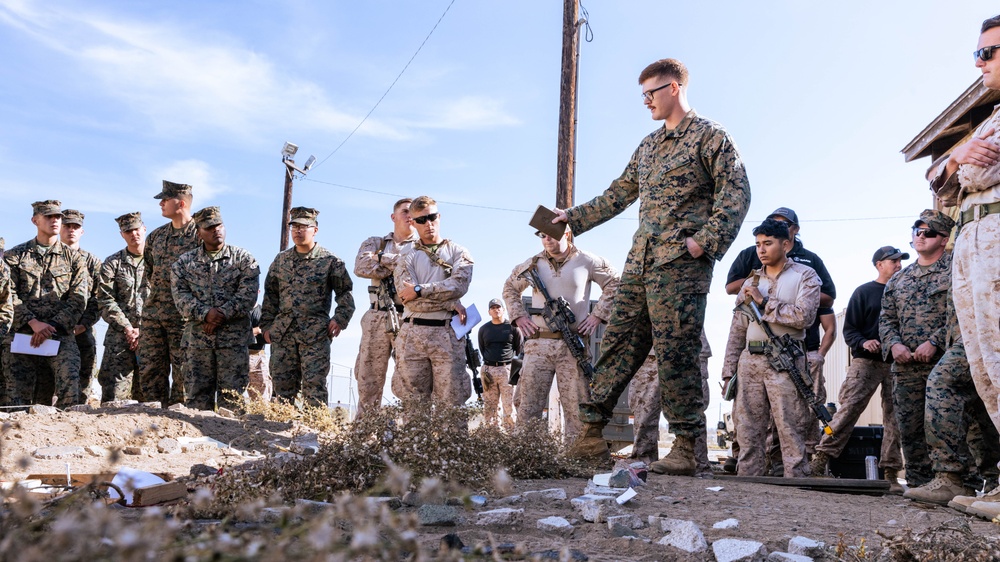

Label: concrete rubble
[712,538,768,562]
[476,508,523,526]
[787,536,824,557]
[655,518,708,553]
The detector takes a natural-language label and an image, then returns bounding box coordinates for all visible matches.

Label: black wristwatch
[414,285,422,296]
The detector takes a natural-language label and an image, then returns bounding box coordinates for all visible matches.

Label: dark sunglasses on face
[975,44,1000,62]
[412,213,439,225]
[913,227,943,239]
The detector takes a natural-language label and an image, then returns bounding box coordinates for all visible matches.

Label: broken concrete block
[712,538,767,562]
[418,504,459,526]
[493,494,523,505]
[656,519,707,553]
[608,468,632,488]
[167,403,186,411]
[580,502,613,523]
[0,412,9,420]
[611,523,638,537]
[256,507,286,524]
[788,536,824,557]
[66,404,93,413]
[713,518,740,529]
[607,514,643,530]
[123,446,147,456]
[584,481,627,496]
[29,405,58,415]
[140,402,161,409]
[570,494,616,508]
[218,407,236,418]
[476,508,523,526]
[537,516,574,534]
[103,400,138,408]
[290,433,320,455]
[521,488,567,501]
[84,445,109,458]
[157,438,180,454]
[32,446,85,460]
[768,553,813,562]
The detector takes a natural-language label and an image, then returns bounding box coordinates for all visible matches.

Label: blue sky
[1,1,996,414]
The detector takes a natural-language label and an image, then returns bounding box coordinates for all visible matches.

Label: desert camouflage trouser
[270,329,332,408]
[98,331,139,402]
[482,364,515,430]
[517,338,590,443]
[248,350,272,402]
[581,267,707,439]
[395,322,470,407]
[953,213,1000,435]
[354,308,399,420]
[185,346,249,411]
[3,335,80,407]
[734,351,811,478]
[137,316,186,405]
[926,343,1000,486]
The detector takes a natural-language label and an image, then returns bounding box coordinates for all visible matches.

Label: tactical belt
[249,348,266,355]
[404,317,450,327]
[371,303,404,313]
[747,339,806,355]
[484,361,510,367]
[958,201,1000,228]
[528,331,562,340]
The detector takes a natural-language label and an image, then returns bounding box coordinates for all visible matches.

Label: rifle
[735,298,833,436]
[373,278,401,335]
[464,334,484,402]
[524,267,595,379]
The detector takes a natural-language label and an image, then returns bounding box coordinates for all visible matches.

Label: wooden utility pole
[555,0,580,210]
[279,162,294,251]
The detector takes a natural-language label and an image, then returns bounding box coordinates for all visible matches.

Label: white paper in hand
[451,303,482,340]
[12,333,60,357]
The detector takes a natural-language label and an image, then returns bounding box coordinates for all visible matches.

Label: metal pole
[280,162,294,251]
[555,0,579,210]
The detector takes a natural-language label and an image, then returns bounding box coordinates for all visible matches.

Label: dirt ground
[3,404,1000,561]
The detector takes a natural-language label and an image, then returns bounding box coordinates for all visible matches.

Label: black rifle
[373,278,401,335]
[524,267,595,379]
[464,334,483,402]
[735,299,833,436]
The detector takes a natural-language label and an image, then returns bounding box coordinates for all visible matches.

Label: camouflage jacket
[261,243,355,342]
[355,232,418,305]
[3,238,89,340]
[566,110,751,291]
[141,220,199,321]
[76,248,103,330]
[97,248,147,333]
[171,244,260,348]
[0,261,12,337]
[394,239,473,319]
[879,252,952,369]
[502,245,620,332]
[738,261,822,342]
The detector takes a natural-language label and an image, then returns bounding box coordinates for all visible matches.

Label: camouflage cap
[289,206,319,226]
[61,209,85,226]
[912,209,956,235]
[192,206,223,229]
[154,180,193,200]
[31,200,62,217]
[115,211,144,232]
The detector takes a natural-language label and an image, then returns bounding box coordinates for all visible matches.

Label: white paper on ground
[107,467,166,504]
[616,487,637,504]
[592,473,612,487]
[705,486,724,492]
[451,303,482,339]
[11,333,60,356]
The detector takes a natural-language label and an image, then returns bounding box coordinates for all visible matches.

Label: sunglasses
[975,44,1000,62]
[412,212,440,225]
[912,227,943,239]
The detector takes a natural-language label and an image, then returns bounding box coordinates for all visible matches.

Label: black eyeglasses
[913,227,943,239]
[975,44,1000,62]
[412,212,440,225]
[642,82,680,103]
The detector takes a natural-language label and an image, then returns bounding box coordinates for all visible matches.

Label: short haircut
[178,193,193,205]
[393,197,413,212]
[982,15,1000,33]
[410,195,436,213]
[638,58,689,85]
[752,218,791,240]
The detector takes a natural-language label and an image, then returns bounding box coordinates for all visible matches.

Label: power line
[311,0,457,171]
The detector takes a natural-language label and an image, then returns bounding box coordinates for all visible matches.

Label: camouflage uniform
[138,182,199,405]
[261,243,355,407]
[0,255,12,405]
[171,232,260,411]
[733,261,821,477]
[96,247,147,402]
[353,232,417,419]
[3,230,88,406]
[570,109,751,440]
[879,251,952,487]
[925,295,1000,487]
[481,364,515,429]
[393,240,473,407]
[72,247,102,402]
[503,246,619,443]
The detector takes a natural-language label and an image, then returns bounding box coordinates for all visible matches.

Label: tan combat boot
[566,423,611,463]
[649,435,696,476]
[883,468,905,495]
[809,451,830,477]
[949,483,1000,513]
[903,472,970,505]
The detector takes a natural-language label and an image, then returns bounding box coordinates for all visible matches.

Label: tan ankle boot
[883,468,905,495]
[810,451,830,477]
[566,422,610,463]
[649,436,696,476]
[902,472,969,504]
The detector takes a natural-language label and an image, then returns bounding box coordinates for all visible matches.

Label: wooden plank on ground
[26,473,174,487]
[714,474,890,494]
[132,480,188,506]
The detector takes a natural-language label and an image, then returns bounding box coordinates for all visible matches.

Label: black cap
[872,246,910,265]
[768,207,799,225]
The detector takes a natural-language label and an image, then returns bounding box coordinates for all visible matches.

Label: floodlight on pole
[281,142,298,160]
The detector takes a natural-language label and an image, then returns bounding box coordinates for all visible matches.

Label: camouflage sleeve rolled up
[77,250,103,329]
[0,262,12,337]
[759,267,821,330]
[588,253,621,322]
[97,253,132,332]
[502,257,534,322]
[354,234,392,281]
[328,254,355,329]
